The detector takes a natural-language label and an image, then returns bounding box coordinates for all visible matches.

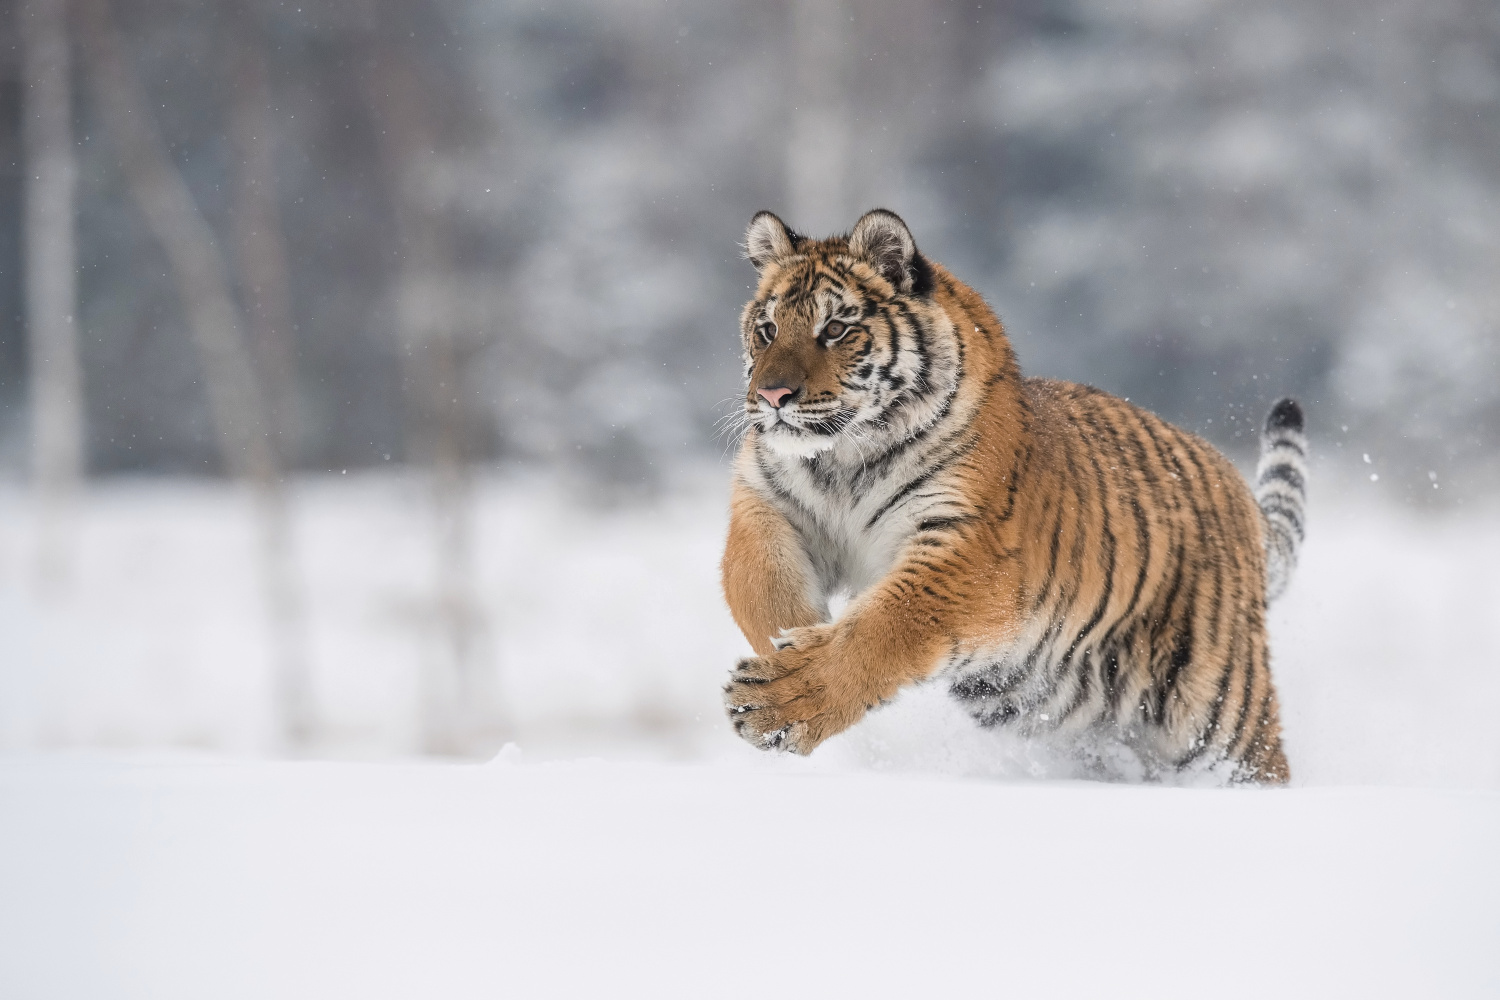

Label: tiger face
[738,210,962,459]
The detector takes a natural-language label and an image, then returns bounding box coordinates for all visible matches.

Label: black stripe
[977,704,1020,728]
[1051,649,1097,727]
[1054,436,1119,678]
[1024,498,1065,616]
[864,467,939,531]
[799,408,857,437]
[1257,464,1304,492]
[1176,436,1232,649]
[917,515,973,533]
[753,446,817,522]
[1155,620,1194,723]
[907,310,932,395]
[1078,402,1153,655]
[1263,436,1306,458]
[1259,501,1304,539]
[875,306,909,389]
[1227,614,1265,760]
[1175,655,1234,769]
[851,366,962,484]
[1020,604,1072,681]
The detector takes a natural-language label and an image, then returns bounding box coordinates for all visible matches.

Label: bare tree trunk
[21,0,85,593]
[361,40,493,757]
[786,0,852,234]
[223,4,317,756]
[76,0,315,753]
[228,3,301,466]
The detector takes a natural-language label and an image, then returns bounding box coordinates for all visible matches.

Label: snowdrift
[1,754,1496,999]
[2,473,1498,996]
[1,471,1498,788]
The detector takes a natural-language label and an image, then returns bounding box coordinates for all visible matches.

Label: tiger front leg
[723,565,974,753]
[720,480,824,657]
[723,524,1025,753]
[723,621,897,753]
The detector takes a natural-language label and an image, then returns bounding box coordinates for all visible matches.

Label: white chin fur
[759,426,837,457]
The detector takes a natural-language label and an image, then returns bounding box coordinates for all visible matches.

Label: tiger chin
[720,208,1306,785]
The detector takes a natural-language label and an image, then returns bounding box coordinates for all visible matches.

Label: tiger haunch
[720,209,1302,784]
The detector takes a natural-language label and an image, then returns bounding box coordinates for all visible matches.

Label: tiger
[720,208,1307,784]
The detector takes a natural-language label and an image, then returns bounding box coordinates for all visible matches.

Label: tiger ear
[744,211,799,273]
[848,209,918,293]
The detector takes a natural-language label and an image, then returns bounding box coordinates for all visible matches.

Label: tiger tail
[1255,397,1308,603]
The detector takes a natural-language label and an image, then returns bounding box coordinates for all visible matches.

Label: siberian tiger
[720,208,1307,783]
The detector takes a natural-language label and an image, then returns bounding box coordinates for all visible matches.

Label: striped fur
[1255,399,1308,603]
[721,210,1303,783]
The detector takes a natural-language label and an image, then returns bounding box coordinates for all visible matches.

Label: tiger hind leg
[1231,690,1290,784]
[1145,627,1291,785]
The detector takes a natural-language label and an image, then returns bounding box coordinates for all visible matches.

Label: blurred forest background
[1,0,1497,768]
[2,0,1497,490]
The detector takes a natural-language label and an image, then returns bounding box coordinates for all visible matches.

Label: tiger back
[721,209,1305,784]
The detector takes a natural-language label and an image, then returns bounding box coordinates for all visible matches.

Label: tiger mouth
[759,412,807,433]
[753,406,856,438]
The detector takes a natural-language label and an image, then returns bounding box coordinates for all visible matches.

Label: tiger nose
[757,386,795,408]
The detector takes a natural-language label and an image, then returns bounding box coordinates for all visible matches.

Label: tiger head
[738,209,962,459]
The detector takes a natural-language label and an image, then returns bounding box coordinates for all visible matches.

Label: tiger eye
[823,320,847,343]
[757,322,777,345]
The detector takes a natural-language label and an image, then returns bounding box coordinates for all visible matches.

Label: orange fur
[721,210,1295,783]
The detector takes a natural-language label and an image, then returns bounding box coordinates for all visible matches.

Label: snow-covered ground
[1,469,1497,996]
[1,467,1497,786]
[1,754,1496,998]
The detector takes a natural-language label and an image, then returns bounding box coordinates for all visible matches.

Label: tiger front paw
[722,625,873,755]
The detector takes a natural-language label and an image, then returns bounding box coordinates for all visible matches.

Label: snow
[2,467,1497,785]
[0,471,744,759]
[1,469,1498,995]
[1,754,1496,999]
